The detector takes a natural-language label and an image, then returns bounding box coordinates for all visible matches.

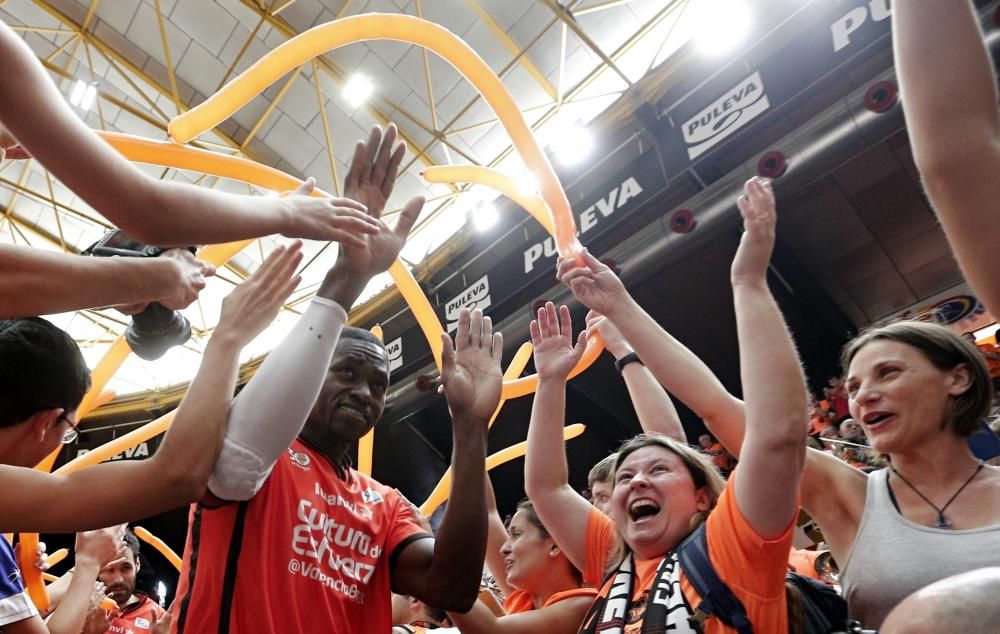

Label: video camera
[83,230,194,361]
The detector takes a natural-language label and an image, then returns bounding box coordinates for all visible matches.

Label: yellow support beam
[462,0,558,101]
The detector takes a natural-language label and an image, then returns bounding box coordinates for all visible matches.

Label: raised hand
[731,177,777,287]
[82,597,115,634]
[337,124,424,277]
[556,248,628,318]
[89,582,108,611]
[530,302,587,381]
[151,609,172,634]
[278,177,379,246]
[12,539,49,573]
[215,241,303,347]
[585,309,631,358]
[439,308,503,424]
[157,248,216,310]
[75,524,127,568]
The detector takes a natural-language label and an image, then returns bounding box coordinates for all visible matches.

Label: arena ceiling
[0,0,711,399]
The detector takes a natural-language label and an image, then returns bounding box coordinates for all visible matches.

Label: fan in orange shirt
[446,494,597,634]
[527,178,806,633]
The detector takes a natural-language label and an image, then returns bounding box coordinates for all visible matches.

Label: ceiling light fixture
[692,0,751,56]
[472,199,498,231]
[69,80,98,111]
[552,124,594,166]
[342,74,373,108]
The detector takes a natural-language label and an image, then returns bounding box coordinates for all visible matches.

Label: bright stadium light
[692,0,751,56]
[551,123,594,166]
[472,199,498,231]
[342,74,374,108]
[69,80,98,110]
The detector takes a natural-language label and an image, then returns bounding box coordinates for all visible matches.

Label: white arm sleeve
[208,296,347,501]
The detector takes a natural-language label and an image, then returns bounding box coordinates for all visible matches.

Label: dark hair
[123,528,141,560]
[0,318,90,428]
[515,498,549,539]
[513,498,582,583]
[424,605,449,624]
[587,453,618,489]
[841,320,992,437]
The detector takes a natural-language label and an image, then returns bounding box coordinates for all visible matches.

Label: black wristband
[614,352,643,374]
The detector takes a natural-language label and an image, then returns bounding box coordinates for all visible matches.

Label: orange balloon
[421,166,554,236]
[134,526,182,571]
[168,14,579,257]
[18,533,47,611]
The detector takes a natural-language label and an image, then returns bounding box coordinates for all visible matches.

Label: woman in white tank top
[822,321,1000,628]
[575,298,1000,631]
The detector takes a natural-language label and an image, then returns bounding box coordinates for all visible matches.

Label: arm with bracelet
[585,310,685,442]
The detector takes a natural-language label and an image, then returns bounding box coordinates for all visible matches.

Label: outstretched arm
[894,0,1000,314]
[447,595,596,634]
[392,309,501,612]
[0,244,213,318]
[43,527,125,634]
[728,178,807,538]
[523,303,593,574]
[0,243,303,532]
[585,311,685,441]
[207,124,423,500]
[0,21,379,247]
[558,253,746,455]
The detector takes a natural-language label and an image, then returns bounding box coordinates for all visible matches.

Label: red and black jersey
[107,593,165,633]
[171,439,430,633]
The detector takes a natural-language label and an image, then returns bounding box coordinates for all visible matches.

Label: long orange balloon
[420,424,587,517]
[421,166,554,236]
[419,342,532,516]
[134,526,182,571]
[486,424,586,471]
[18,533,47,611]
[54,413,172,475]
[168,14,579,257]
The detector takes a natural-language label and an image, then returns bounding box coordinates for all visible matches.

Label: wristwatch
[614,351,643,374]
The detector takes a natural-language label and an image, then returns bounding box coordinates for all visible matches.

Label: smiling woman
[804,320,1000,629]
[525,178,810,634]
[445,498,597,634]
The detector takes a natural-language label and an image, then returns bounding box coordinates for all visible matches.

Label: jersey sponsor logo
[289,449,311,470]
[682,71,769,160]
[362,487,384,505]
[290,497,383,603]
[445,275,491,332]
[313,482,372,518]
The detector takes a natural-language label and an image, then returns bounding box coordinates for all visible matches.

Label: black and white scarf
[580,550,697,634]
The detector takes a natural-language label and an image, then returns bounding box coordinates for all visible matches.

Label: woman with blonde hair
[526,177,808,632]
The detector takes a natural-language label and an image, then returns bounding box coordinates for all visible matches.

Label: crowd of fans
[3,0,1000,632]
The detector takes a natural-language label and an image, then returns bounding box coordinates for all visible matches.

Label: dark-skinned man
[170,125,500,633]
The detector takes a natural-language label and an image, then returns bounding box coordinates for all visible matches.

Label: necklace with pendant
[890,461,984,529]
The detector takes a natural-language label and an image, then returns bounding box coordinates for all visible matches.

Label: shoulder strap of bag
[676,523,754,634]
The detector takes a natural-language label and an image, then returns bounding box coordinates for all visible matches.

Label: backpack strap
[677,524,754,634]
